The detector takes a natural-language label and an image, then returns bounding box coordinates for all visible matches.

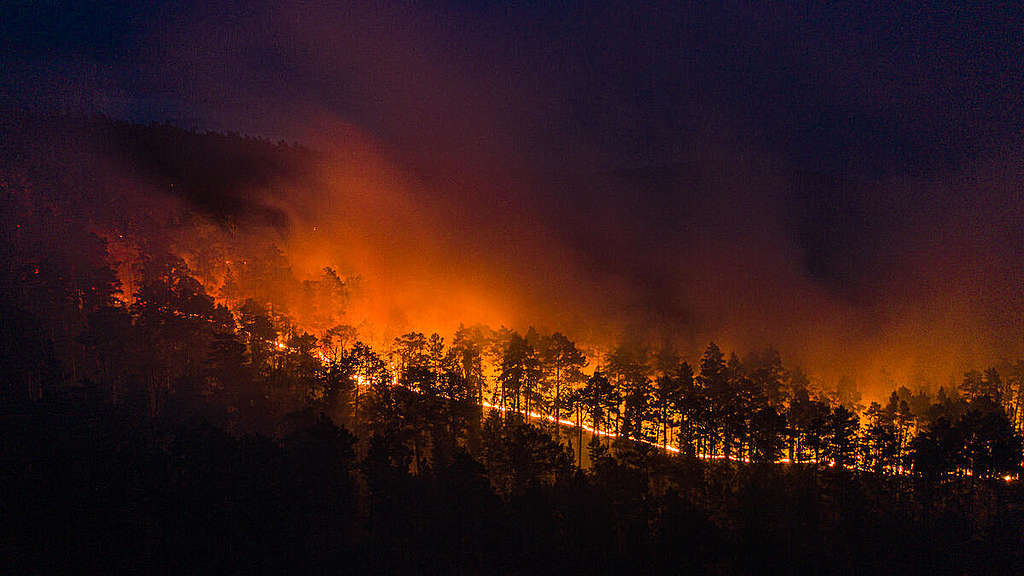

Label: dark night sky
[3,1,1024,393]
[5,2,1022,174]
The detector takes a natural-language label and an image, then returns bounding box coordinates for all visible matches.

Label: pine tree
[698,342,728,457]
[539,332,588,422]
[825,405,860,468]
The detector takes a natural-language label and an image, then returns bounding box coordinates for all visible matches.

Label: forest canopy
[2,117,1024,574]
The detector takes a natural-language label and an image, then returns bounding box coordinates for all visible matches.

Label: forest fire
[5,1,1024,573]
[264,328,1015,476]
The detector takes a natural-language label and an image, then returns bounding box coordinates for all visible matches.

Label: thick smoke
[7,2,1024,399]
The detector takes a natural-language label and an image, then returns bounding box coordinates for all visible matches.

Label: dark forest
[2,118,1023,574]
[4,2,1024,573]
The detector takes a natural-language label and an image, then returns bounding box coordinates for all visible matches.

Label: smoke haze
[4,1,1024,399]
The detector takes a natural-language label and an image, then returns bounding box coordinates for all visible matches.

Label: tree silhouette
[606,338,652,440]
[671,362,700,458]
[825,405,860,468]
[132,255,221,419]
[539,332,587,423]
[697,342,728,458]
[581,370,618,442]
[497,331,542,416]
[652,367,683,448]
[749,405,787,463]
[452,324,487,405]
[861,402,900,474]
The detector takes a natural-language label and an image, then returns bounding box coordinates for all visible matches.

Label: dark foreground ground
[3,394,1023,575]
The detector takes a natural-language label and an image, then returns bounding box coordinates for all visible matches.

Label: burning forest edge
[3,119,1024,574]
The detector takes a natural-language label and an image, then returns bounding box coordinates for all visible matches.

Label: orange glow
[85,116,1024,406]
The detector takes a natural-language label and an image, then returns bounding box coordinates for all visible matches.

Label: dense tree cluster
[4,123,1024,573]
